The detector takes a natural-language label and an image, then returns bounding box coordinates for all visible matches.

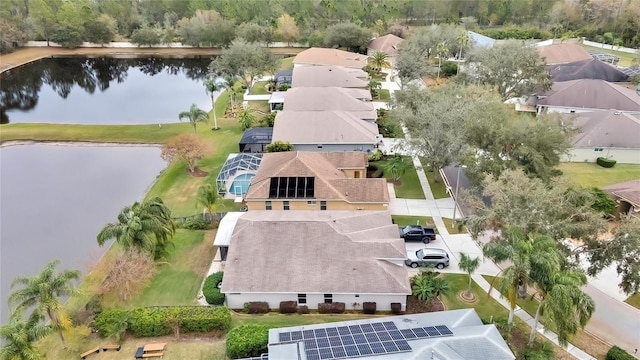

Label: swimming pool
[229,173,255,196]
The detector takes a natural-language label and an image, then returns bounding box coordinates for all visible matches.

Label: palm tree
[382,155,412,182]
[411,269,450,303]
[197,183,219,220]
[459,252,480,297]
[237,109,256,130]
[456,31,470,60]
[367,51,391,72]
[8,260,79,347]
[178,104,208,135]
[203,77,220,130]
[97,197,175,259]
[0,310,51,360]
[528,266,595,346]
[220,75,239,113]
[435,41,449,79]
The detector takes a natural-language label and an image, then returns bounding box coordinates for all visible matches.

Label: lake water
[0,56,214,124]
[0,144,167,324]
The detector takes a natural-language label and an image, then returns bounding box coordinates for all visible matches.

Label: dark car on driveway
[399,225,437,243]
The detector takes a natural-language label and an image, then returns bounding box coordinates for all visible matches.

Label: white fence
[582,40,638,54]
[25,41,308,49]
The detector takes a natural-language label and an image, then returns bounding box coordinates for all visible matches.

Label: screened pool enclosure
[216,153,263,198]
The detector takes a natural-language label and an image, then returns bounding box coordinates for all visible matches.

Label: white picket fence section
[582,40,638,54]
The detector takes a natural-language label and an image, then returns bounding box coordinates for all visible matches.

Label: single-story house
[215,153,263,198]
[537,42,592,65]
[291,65,369,88]
[263,309,515,360]
[537,79,640,114]
[220,210,410,311]
[562,110,640,164]
[272,110,380,153]
[212,211,244,261]
[283,87,376,121]
[274,69,292,88]
[244,151,389,211]
[367,33,404,65]
[603,180,640,218]
[549,58,629,82]
[238,127,273,153]
[293,47,367,69]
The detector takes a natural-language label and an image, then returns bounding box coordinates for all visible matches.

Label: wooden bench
[141,351,164,358]
[80,347,100,359]
[101,344,121,351]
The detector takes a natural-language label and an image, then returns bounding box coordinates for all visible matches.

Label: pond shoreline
[0,140,162,148]
[0,46,304,73]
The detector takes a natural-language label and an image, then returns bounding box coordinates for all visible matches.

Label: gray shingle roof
[538,79,640,111]
[291,65,369,88]
[221,210,410,294]
[283,87,376,118]
[570,110,640,148]
[367,34,404,57]
[272,110,379,145]
[538,43,592,65]
[293,47,367,68]
[549,58,629,82]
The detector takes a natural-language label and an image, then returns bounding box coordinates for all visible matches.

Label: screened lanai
[216,153,263,199]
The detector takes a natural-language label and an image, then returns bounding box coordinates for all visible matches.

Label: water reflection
[0,144,167,324]
[0,56,212,124]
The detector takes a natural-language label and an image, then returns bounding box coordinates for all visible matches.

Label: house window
[570,110,576,113]
[298,294,306,304]
[320,201,327,210]
[265,201,272,210]
[317,144,323,149]
[594,148,603,152]
[354,171,361,178]
[324,294,333,304]
[283,201,290,210]
[307,200,316,205]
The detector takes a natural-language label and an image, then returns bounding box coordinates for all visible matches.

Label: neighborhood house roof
[367,34,404,58]
[267,91,287,104]
[291,65,369,88]
[549,58,629,82]
[221,210,410,294]
[570,110,640,148]
[604,180,640,207]
[245,151,388,204]
[239,127,273,145]
[293,47,367,68]
[266,309,515,360]
[537,43,592,65]
[283,87,376,119]
[212,212,244,247]
[538,79,640,112]
[468,31,496,48]
[272,110,379,145]
[215,153,263,194]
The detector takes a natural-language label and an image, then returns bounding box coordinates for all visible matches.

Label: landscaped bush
[94,309,129,338]
[362,302,376,314]
[97,306,232,338]
[297,305,309,314]
[279,301,297,314]
[202,272,225,305]
[226,324,269,359]
[180,217,211,230]
[246,301,270,314]
[479,27,552,40]
[606,346,635,360]
[591,187,616,216]
[597,157,617,168]
[368,150,384,162]
[318,302,345,314]
[440,61,458,77]
[390,303,403,315]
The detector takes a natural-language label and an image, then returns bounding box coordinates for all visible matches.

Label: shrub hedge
[202,272,225,305]
[279,301,297,314]
[318,302,345,314]
[597,157,617,168]
[246,302,270,314]
[391,303,403,314]
[297,305,309,314]
[606,346,635,360]
[94,306,232,338]
[363,302,376,314]
[226,324,269,359]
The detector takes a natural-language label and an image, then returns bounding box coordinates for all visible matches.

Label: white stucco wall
[225,292,407,311]
[539,106,607,114]
[563,148,640,164]
[292,144,377,152]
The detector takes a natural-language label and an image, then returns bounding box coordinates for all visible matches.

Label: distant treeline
[1,0,638,53]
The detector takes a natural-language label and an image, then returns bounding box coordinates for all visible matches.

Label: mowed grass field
[558,163,640,188]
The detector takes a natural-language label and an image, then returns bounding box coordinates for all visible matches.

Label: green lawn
[581,44,636,67]
[483,275,540,317]
[625,293,640,309]
[442,273,509,322]
[250,80,271,95]
[557,163,640,189]
[247,100,270,115]
[279,56,294,70]
[392,215,436,229]
[232,313,375,329]
[371,156,425,199]
[377,89,391,101]
[442,218,464,235]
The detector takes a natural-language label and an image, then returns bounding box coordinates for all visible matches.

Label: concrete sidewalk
[381,73,599,359]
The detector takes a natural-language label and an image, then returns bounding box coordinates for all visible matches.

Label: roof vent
[614,111,622,115]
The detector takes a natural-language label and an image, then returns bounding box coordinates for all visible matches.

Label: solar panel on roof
[357,344,373,355]
[389,330,404,340]
[383,321,397,330]
[319,348,333,359]
[353,334,366,344]
[360,324,374,333]
[328,337,341,346]
[342,336,355,345]
[305,338,317,349]
[337,326,350,335]
[400,328,416,339]
[425,326,440,336]
[344,345,359,356]
[372,323,386,331]
[348,325,362,334]
[315,328,327,337]
[279,332,291,342]
[327,328,339,337]
[413,327,428,337]
[370,342,385,354]
[364,332,378,342]
[291,331,303,340]
[436,325,453,336]
[303,330,315,339]
[317,338,330,348]
[396,340,412,351]
[382,341,398,352]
